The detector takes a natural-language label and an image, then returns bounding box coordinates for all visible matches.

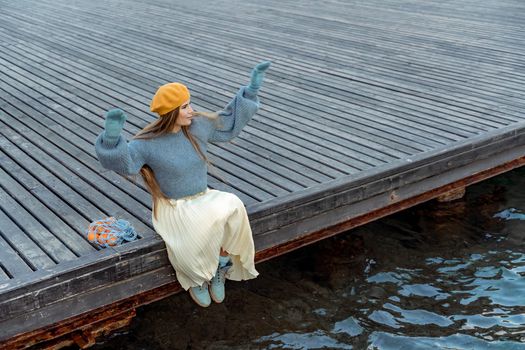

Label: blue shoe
[189,283,211,307]
[210,265,230,303]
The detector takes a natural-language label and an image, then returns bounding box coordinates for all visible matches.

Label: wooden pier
[1,0,524,347]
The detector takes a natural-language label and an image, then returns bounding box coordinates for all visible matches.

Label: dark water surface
[90,167,525,350]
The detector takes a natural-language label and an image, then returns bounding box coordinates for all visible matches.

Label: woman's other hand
[247,61,271,95]
[103,108,127,146]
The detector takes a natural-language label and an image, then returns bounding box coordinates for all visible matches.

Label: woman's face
[176,99,194,126]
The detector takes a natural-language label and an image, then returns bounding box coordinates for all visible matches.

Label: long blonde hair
[131,108,219,220]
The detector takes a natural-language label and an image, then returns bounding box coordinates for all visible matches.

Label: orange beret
[150,82,191,115]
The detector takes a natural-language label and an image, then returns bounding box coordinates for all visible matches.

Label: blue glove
[246,61,271,96]
[103,108,127,147]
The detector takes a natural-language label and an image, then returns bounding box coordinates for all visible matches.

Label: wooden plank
[240,126,357,175]
[224,138,332,184]
[0,45,360,185]
[268,66,512,129]
[247,120,375,170]
[250,115,404,164]
[0,234,33,278]
[207,178,258,205]
[248,117,525,221]
[0,52,147,138]
[0,193,56,271]
[3,38,372,174]
[216,2,524,68]
[1,277,179,349]
[237,5,525,87]
[0,237,166,324]
[14,37,442,154]
[206,50,516,131]
[0,264,175,342]
[199,47,521,127]
[1,26,434,168]
[69,2,520,106]
[165,9,524,110]
[3,0,520,98]
[205,161,276,202]
[13,41,431,157]
[209,142,319,188]
[11,22,478,145]
[0,43,328,194]
[0,266,9,281]
[226,130,344,179]
[13,45,422,161]
[359,1,525,29]
[255,142,525,252]
[3,89,156,231]
[0,119,153,236]
[0,72,267,205]
[256,100,430,155]
[255,151,525,263]
[0,179,76,264]
[0,236,159,300]
[1,45,312,194]
[0,9,484,146]
[208,152,302,194]
[0,148,97,254]
[248,122,525,229]
[0,76,269,204]
[0,68,153,207]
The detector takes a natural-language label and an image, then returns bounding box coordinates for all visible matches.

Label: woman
[95,61,271,307]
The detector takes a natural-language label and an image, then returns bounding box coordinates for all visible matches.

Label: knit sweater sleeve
[208,86,260,143]
[94,133,148,175]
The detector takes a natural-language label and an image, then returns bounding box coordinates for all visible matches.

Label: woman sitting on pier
[94,61,271,307]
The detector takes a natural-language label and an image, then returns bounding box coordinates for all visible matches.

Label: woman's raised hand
[247,61,271,94]
[103,108,127,146]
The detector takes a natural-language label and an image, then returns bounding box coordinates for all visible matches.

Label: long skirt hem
[152,188,259,291]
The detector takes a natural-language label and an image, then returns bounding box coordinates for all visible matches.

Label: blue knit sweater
[95,86,260,199]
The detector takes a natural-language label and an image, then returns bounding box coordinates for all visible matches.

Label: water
[90,167,525,350]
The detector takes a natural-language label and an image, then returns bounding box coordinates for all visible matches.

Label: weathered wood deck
[1,0,525,347]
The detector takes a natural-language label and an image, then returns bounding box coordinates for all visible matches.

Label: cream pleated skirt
[151,188,259,290]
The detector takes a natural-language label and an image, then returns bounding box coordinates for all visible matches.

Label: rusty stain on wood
[436,187,466,202]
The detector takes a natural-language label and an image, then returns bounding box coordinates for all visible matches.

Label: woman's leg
[211,248,231,303]
[220,248,229,256]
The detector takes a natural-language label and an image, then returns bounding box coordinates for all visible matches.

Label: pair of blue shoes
[189,257,231,307]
